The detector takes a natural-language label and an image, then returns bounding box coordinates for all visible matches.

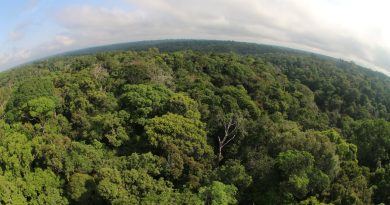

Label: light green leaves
[199,181,238,205]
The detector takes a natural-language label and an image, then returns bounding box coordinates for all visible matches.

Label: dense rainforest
[0,40,389,205]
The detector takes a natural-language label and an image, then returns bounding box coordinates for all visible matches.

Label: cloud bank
[1,0,390,76]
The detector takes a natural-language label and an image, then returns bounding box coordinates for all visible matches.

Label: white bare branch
[217,114,240,163]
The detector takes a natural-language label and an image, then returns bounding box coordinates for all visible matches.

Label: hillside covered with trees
[0,40,389,204]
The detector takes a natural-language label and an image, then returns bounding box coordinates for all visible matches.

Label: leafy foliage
[0,40,388,204]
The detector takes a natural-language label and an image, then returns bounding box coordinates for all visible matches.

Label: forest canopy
[0,40,389,205]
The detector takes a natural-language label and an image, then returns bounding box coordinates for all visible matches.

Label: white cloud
[24,0,40,11]
[8,31,24,42]
[52,5,151,48]
[0,34,77,70]
[45,35,75,51]
[7,22,31,42]
[0,50,32,67]
[2,0,390,76]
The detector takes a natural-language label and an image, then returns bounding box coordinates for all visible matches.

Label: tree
[0,175,27,205]
[0,132,34,176]
[22,97,56,127]
[87,111,129,147]
[299,196,329,205]
[120,84,173,124]
[212,159,252,197]
[34,135,105,179]
[198,181,238,205]
[276,150,315,199]
[346,119,390,168]
[96,167,175,204]
[145,113,214,187]
[22,168,68,205]
[5,77,56,122]
[67,173,100,204]
[371,163,390,204]
[217,113,242,162]
[166,92,201,119]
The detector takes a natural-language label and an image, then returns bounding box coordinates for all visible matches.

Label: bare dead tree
[217,114,240,163]
[91,64,108,91]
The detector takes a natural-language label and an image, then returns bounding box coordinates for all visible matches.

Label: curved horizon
[4,39,390,77]
[1,1,390,76]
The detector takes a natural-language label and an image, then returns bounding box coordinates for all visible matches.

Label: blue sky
[1,0,390,76]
